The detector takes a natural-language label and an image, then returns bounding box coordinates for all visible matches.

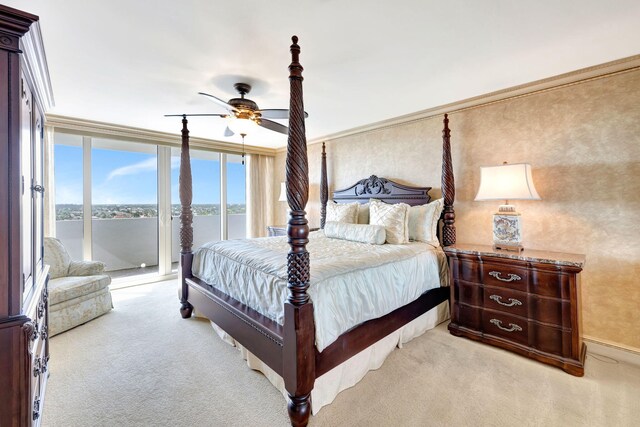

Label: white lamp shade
[475,163,541,201]
[227,117,257,135]
[278,182,287,202]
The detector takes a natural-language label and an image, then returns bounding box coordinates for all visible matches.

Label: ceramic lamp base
[493,211,523,251]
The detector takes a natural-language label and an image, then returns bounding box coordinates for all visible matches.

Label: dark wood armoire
[0,5,54,426]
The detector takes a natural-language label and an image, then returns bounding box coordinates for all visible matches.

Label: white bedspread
[192,230,449,352]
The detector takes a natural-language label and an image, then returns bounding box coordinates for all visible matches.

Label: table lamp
[474,162,541,251]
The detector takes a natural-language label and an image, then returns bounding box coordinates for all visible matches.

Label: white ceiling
[6,0,640,148]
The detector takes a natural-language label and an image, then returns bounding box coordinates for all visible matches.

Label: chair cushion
[49,274,112,305]
[44,237,72,279]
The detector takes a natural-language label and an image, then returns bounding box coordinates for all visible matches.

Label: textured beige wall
[274,69,640,350]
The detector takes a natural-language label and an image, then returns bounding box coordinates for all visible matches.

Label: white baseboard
[584,336,640,367]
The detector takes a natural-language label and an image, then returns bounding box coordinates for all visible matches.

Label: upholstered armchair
[44,237,113,336]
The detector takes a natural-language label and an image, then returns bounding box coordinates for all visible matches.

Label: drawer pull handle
[489,294,522,307]
[490,318,522,332]
[489,271,522,282]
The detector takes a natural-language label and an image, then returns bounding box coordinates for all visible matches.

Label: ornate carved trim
[179,115,193,254]
[320,142,328,229]
[333,175,431,206]
[441,114,456,246]
[355,175,391,196]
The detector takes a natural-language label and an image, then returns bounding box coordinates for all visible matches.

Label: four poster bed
[175,36,456,426]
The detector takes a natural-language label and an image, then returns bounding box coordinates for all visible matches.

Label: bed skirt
[208,300,450,415]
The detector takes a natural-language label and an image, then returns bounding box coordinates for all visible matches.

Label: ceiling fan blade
[224,126,234,137]
[258,109,309,119]
[198,92,237,112]
[258,118,289,134]
[258,109,289,119]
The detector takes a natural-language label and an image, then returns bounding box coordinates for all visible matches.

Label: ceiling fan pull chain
[241,134,246,165]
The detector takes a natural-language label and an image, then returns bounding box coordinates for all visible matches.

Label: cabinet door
[20,74,34,296]
[33,106,45,274]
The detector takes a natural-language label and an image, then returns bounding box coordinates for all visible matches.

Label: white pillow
[326,201,359,224]
[324,221,386,245]
[369,199,410,244]
[408,198,444,246]
[357,202,369,224]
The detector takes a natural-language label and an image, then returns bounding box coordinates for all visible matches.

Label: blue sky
[54,145,246,205]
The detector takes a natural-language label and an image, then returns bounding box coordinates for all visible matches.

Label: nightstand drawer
[455,280,482,307]
[454,303,482,331]
[482,310,529,346]
[482,286,527,318]
[530,269,571,299]
[482,262,528,291]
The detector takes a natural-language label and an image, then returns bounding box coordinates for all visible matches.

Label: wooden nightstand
[267,225,320,237]
[444,243,586,376]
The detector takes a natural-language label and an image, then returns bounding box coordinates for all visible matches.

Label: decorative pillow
[369,199,410,244]
[356,202,369,224]
[324,221,386,245]
[408,198,444,246]
[326,201,359,224]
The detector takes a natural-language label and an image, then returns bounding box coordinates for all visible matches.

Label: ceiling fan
[166,82,309,138]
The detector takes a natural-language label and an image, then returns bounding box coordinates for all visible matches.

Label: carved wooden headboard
[332,175,431,206]
[318,115,455,246]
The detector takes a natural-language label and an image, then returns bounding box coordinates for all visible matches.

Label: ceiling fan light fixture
[227,116,257,136]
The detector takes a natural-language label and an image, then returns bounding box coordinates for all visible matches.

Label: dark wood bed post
[441,113,456,246]
[283,36,314,427]
[179,115,194,318]
[320,142,328,229]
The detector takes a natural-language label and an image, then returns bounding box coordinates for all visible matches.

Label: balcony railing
[56,215,246,272]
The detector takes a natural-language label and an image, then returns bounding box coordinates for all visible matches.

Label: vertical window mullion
[220,153,228,240]
[82,136,92,261]
[157,146,171,275]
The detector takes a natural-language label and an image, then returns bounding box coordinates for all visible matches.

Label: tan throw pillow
[326,201,359,224]
[369,199,410,244]
[408,198,444,246]
[356,202,369,224]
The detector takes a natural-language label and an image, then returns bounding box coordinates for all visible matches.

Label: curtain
[246,154,275,238]
[44,125,56,237]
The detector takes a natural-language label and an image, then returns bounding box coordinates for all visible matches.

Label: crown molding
[21,20,55,112]
[279,54,640,153]
[46,114,278,156]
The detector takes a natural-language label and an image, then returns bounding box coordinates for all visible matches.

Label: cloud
[107,158,158,180]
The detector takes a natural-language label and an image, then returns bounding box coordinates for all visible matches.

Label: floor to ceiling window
[226,154,246,240]
[92,138,159,276]
[53,133,83,260]
[53,131,247,282]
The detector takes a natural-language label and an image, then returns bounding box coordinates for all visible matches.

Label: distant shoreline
[56,204,246,220]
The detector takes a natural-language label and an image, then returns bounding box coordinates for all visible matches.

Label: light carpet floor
[43,280,640,427]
